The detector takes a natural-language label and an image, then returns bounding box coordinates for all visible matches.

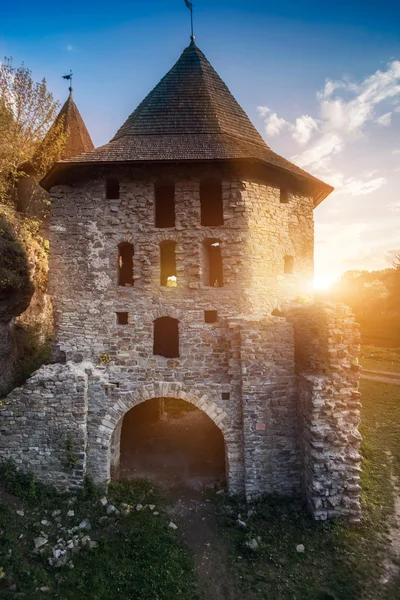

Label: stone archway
[114,397,226,492]
[87,382,234,491]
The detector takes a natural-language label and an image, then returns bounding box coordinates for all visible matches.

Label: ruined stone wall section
[228,315,301,501]
[287,303,362,522]
[0,363,91,491]
[240,182,314,314]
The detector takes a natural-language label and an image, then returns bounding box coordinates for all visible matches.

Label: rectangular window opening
[200,181,224,226]
[280,188,289,204]
[155,184,176,228]
[160,241,177,286]
[116,312,129,325]
[205,310,218,323]
[204,240,223,287]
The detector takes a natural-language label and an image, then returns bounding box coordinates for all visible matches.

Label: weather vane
[184,0,195,40]
[62,70,73,93]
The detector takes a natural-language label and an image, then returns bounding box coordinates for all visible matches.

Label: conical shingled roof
[41,41,333,203]
[53,90,94,159]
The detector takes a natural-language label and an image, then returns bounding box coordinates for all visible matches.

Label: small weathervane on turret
[62,70,73,94]
[184,0,195,41]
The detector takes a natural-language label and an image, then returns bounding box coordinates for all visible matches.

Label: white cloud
[386,201,400,212]
[264,112,290,137]
[392,149,400,154]
[257,105,270,117]
[376,112,392,126]
[339,176,387,196]
[289,60,400,173]
[292,115,318,145]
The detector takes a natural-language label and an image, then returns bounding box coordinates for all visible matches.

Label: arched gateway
[85,382,239,493]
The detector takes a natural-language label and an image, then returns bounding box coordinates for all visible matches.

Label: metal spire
[184,0,195,41]
[62,70,73,94]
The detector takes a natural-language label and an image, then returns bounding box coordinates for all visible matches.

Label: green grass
[212,376,400,600]
[0,468,200,599]
[0,356,399,599]
[360,344,400,374]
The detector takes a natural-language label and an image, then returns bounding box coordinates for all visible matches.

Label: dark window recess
[280,188,289,203]
[204,240,223,287]
[117,312,128,325]
[118,242,134,286]
[160,241,177,286]
[200,181,224,226]
[155,184,175,228]
[106,178,120,200]
[221,392,230,400]
[153,317,179,358]
[284,255,294,274]
[205,310,218,323]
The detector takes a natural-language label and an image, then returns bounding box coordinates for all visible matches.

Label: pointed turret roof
[42,42,332,203]
[52,90,94,159]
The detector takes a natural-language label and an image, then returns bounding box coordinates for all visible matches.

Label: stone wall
[288,303,362,522]
[228,315,300,500]
[0,363,89,491]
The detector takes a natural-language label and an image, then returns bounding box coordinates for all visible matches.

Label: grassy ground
[209,378,400,600]
[0,470,200,599]
[360,345,400,373]
[0,352,399,599]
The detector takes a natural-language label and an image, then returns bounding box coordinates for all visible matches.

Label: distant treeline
[317,256,400,347]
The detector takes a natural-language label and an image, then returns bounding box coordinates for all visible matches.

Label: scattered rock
[136,504,143,511]
[245,539,259,550]
[168,522,178,530]
[296,544,305,553]
[52,510,61,518]
[79,519,91,530]
[16,510,24,517]
[41,520,50,526]
[89,540,99,549]
[236,519,247,528]
[148,505,156,511]
[66,510,75,518]
[153,512,160,516]
[216,489,225,495]
[99,497,107,506]
[106,505,116,515]
[34,537,48,549]
[39,586,50,593]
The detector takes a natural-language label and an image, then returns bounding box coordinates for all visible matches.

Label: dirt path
[168,492,238,600]
[361,373,400,385]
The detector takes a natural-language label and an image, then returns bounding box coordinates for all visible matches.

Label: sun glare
[314,275,336,291]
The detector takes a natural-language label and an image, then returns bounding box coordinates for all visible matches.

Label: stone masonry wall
[228,315,301,501]
[287,303,362,522]
[0,363,90,491]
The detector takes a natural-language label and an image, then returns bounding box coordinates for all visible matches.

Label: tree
[0,58,67,204]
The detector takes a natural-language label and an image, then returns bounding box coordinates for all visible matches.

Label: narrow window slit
[106,178,120,200]
[280,188,289,204]
[155,184,175,228]
[200,181,224,226]
[160,241,177,286]
[203,240,223,287]
[118,242,134,286]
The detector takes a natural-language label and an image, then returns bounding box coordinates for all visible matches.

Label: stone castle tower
[1,41,363,521]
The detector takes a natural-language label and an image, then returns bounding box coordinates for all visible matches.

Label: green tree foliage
[0,213,33,321]
[0,58,67,204]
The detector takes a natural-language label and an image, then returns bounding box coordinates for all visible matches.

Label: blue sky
[2,0,400,285]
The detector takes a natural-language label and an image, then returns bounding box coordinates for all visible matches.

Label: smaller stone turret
[16,89,94,215]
